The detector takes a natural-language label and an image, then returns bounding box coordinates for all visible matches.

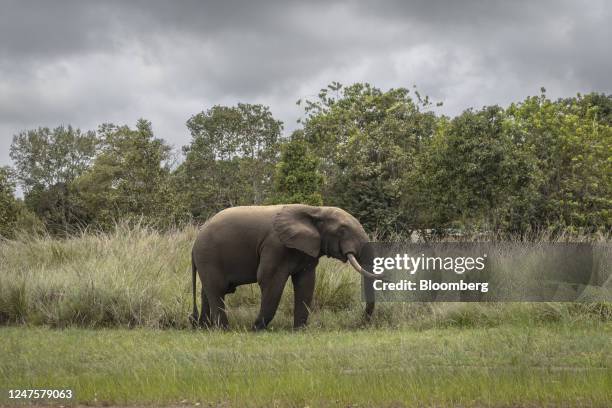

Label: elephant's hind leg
[207,291,229,329]
[200,267,229,329]
[198,288,211,328]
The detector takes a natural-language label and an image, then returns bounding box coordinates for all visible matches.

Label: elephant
[189,204,381,330]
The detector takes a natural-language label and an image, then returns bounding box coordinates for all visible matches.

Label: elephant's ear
[273,205,321,257]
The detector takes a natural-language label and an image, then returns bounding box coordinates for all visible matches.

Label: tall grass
[0,224,610,329]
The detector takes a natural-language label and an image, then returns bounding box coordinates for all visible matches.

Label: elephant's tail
[189,254,199,328]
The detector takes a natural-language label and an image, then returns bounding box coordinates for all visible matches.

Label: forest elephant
[190,204,380,330]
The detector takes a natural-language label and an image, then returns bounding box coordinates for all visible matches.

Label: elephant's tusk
[347,253,387,281]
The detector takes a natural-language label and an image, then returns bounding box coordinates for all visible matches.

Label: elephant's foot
[252,323,265,331]
[252,318,271,331]
[209,317,229,330]
[364,302,375,321]
[189,313,215,329]
[292,315,309,329]
[198,318,211,329]
[189,313,199,328]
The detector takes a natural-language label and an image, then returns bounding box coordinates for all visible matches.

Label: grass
[1,324,611,407]
[1,225,611,406]
[1,224,610,329]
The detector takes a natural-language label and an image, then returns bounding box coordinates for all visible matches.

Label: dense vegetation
[1,83,610,239]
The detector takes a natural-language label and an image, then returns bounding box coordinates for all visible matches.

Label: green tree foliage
[10,126,98,191]
[411,106,537,234]
[301,82,437,235]
[0,166,19,238]
[301,84,610,236]
[505,92,611,233]
[9,126,97,234]
[560,92,612,126]
[271,131,323,205]
[76,119,184,229]
[0,167,43,238]
[2,86,609,239]
[179,103,282,220]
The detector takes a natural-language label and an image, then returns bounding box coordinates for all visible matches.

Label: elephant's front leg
[291,267,315,328]
[253,270,289,331]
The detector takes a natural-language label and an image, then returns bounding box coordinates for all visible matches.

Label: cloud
[1,0,610,167]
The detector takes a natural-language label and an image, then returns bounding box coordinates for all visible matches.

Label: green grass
[1,324,611,407]
[1,225,611,406]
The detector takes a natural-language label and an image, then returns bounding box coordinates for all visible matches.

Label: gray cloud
[1,0,610,168]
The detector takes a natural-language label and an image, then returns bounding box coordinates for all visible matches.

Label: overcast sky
[1,0,610,167]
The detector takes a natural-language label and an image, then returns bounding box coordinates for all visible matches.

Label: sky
[1,0,611,167]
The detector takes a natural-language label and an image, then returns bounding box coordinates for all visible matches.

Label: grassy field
[1,324,611,407]
[1,225,611,406]
[1,224,610,329]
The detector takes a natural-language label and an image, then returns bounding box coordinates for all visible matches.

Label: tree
[0,167,19,238]
[505,92,612,233]
[9,126,97,234]
[10,126,98,192]
[180,104,282,220]
[301,82,438,235]
[0,167,42,238]
[559,92,612,126]
[271,132,323,205]
[410,106,537,234]
[76,119,184,229]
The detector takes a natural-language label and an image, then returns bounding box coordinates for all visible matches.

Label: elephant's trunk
[347,253,378,319]
[347,253,384,280]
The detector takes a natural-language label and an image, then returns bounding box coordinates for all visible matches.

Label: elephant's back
[203,205,282,232]
[193,206,282,265]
